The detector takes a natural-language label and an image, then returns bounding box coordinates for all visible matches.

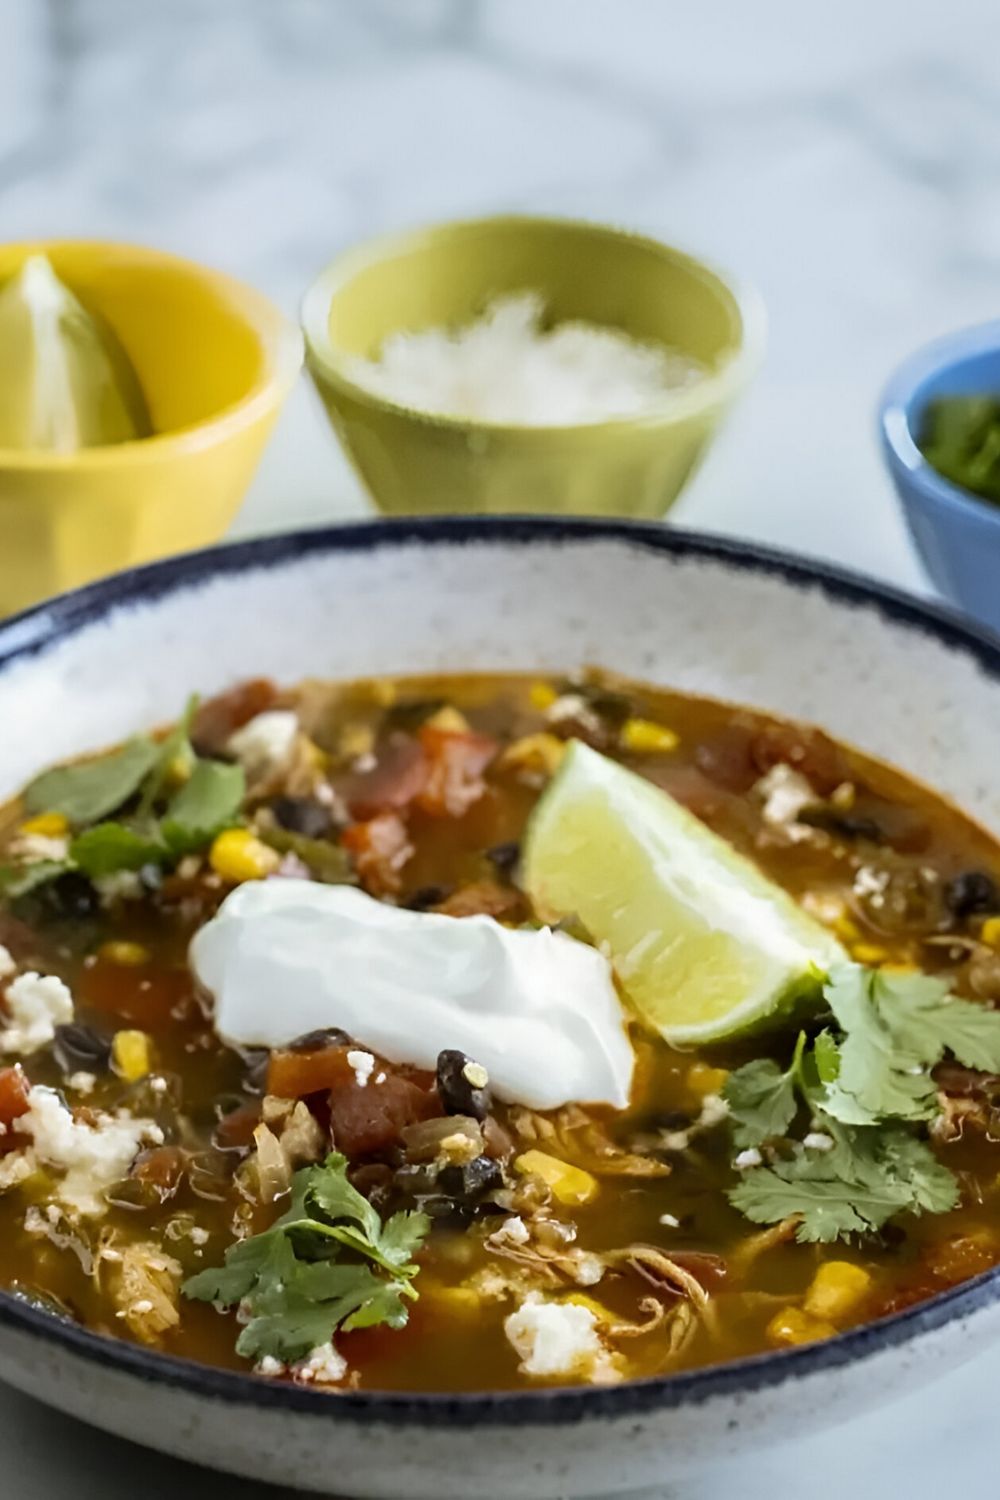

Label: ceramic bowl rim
[1,513,999,1428]
[879,317,1000,529]
[300,214,767,440]
[0,239,304,473]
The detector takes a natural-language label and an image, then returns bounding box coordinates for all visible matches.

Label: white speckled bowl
[1,517,1000,1498]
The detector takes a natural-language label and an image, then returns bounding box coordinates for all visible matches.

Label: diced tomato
[750,724,847,795]
[213,1100,262,1151]
[328,1073,440,1158]
[0,1066,30,1130]
[192,678,278,754]
[267,1045,356,1099]
[342,812,413,896]
[341,734,429,820]
[415,727,496,818]
[131,1144,186,1198]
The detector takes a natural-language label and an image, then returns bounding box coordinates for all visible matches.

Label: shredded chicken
[101,1237,183,1343]
[509,1105,670,1178]
[602,1245,711,1310]
[244,1100,326,1204]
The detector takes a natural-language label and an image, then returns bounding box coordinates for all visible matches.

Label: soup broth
[1,671,999,1392]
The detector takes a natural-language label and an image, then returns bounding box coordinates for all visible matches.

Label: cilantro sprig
[183,1153,429,1364]
[0,697,245,895]
[724,964,1000,1243]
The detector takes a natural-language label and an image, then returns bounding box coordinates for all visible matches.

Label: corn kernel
[112,1029,152,1082]
[423,705,471,735]
[209,828,281,883]
[99,940,150,968]
[164,750,194,789]
[620,718,680,754]
[982,916,1000,948]
[499,733,566,777]
[687,1062,729,1097]
[514,1149,598,1206]
[529,681,558,711]
[766,1306,837,1348]
[803,1261,873,1323]
[426,1283,481,1321]
[367,679,397,708]
[852,942,889,965]
[17,812,69,838]
[833,914,861,943]
[829,781,856,810]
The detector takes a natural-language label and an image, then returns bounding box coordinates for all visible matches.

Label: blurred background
[5,0,999,588]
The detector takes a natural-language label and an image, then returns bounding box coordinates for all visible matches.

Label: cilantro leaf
[23,737,160,826]
[161,759,245,853]
[728,1122,959,1242]
[69,822,166,878]
[822,965,1000,1125]
[724,1056,799,1148]
[182,1153,429,1366]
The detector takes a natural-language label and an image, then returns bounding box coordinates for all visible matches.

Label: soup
[1,670,999,1392]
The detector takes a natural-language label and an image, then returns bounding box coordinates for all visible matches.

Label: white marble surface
[4,0,1000,1494]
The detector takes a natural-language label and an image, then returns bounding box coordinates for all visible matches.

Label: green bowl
[301,215,765,519]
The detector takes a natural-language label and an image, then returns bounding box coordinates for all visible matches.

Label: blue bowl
[880,319,1000,634]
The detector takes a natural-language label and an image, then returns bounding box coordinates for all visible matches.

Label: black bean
[485,841,521,881]
[799,808,884,842]
[52,1023,112,1073]
[436,1049,492,1121]
[438,1154,503,1203]
[944,870,1000,921]
[288,1027,351,1053]
[384,698,445,732]
[406,884,453,911]
[32,872,100,921]
[270,796,333,840]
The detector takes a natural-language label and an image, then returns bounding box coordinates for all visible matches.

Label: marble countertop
[3,0,1000,1494]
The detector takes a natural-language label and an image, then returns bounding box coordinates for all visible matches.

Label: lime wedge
[522,741,846,1045]
[0,255,151,452]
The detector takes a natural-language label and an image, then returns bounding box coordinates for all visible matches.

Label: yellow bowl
[0,240,302,616]
[301,215,764,519]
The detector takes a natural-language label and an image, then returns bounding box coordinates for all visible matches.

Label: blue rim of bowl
[1,513,999,1426]
[879,318,1000,527]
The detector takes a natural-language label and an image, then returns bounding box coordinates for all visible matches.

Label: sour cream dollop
[190,881,634,1111]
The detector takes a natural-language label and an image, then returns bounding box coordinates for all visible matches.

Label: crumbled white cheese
[545,694,603,738]
[344,291,704,426]
[0,946,15,981]
[294,1341,348,1385]
[1,972,73,1055]
[802,1132,834,1152]
[733,1148,763,1170]
[12,1086,162,1217]
[658,1213,680,1228]
[504,1293,619,1383]
[226,711,299,780]
[346,1049,376,1088]
[854,865,890,903]
[130,1299,154,1316]
[493,1215,531,1247]
[660,1092,729,1152]
[95,870,145,905]
[568,1252,605,1287]
[256,1354,286,1377]
[67,1071,96,1095]
[755,764,817,838]
[189,1225,209,1246]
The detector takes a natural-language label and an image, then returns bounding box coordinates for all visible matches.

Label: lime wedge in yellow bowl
[522,741,846,1045]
